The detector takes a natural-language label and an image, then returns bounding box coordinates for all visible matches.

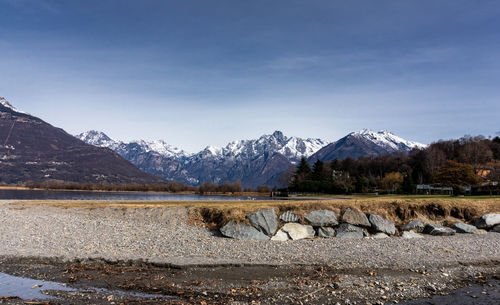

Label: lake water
[0,189,270,201]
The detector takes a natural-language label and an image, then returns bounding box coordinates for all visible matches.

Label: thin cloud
[0,0,59,13]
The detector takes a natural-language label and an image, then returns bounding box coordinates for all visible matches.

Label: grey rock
[342,208,370,227]
[401,220,425,233]
[220,221,270,240]
[372,233,389,239]
[335,223,364,238]
[271,229,290,241]
[453,222,477,234]
[402,230,423,239]
[305,210,338,227]
[279,210,299,223]
[368,214,396,235]
[422,224,456,236]
[281,223,315,240]
[475,214,500,229]
[492,225,500,233]
[317,227,336,238]
[247,209,278,236]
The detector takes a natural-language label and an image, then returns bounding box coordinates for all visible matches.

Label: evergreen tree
[293,157,312,184]
[311,160,325,181]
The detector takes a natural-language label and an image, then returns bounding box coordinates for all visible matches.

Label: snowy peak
[350,129,426,151]
[215,131,326,162]
[76,130,189,158]
[77,130,118,149]
[133,139,189,158]
[0,97,28,115]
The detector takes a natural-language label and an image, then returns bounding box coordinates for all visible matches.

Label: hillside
[0,98,165,184]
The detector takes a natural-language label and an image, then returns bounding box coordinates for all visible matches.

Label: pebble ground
[0,201,499,270]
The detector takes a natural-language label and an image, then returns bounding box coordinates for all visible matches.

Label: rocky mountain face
[309,129,426,162]
[78,128,426,188]
[0,98,165,185]
[77,130,327,188]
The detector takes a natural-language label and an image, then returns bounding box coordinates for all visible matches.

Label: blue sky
[1,0,499,152]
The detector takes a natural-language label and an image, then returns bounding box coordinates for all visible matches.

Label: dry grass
[8,196,500,229]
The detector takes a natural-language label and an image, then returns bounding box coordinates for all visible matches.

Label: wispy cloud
[0,0,59,13]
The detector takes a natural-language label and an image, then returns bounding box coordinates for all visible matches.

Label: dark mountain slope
[0,98,165,184]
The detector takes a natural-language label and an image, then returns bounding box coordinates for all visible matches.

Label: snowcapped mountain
[76,130,189,159]
[0,97,28,115]
[78,130,119,150]
[197,131,326,163]
[78,128,425,187]
[309,129,426,162]
[77,130,326,187]
[351,129,426,151]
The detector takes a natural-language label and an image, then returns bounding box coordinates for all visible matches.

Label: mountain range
[0,97,164,185]
[0,97,427,187]
[78,129,426,188]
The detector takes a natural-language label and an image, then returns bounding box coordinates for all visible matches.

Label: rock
[422,224,456,236]
[453,222,477,234]
[305,210,338,227]
[492,225,500,233]
[342,208,370,227]
[402,230,423,239]
[247,209,278,236]
[281,223,315,240]
[372,233,389,239]
[279,210,299,223]
[271,229,290,241]
[317,227,336,238]
[368,214,396,235]
[335,223,364,238]
[401,220,425,233]
[220,221,270,240]
[473,229,488,234]
[475,214,500,229]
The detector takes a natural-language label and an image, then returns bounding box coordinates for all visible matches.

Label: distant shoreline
[0,185,267,197]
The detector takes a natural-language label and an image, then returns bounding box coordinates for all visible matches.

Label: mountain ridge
[0,98,165,185]
[77,129,425,187]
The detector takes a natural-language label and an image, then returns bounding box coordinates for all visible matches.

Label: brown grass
[9,196,500,229]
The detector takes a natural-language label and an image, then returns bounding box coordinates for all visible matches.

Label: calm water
[0,189,269,201]
[0,272,171,300]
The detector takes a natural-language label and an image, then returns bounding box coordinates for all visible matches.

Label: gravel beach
[1,201,499,268]
[0,200,499,304]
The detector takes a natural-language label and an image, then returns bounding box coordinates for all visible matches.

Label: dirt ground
[0,256,499,305]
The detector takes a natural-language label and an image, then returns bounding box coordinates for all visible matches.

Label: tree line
[288,135,500,195]
[24,180,272,194]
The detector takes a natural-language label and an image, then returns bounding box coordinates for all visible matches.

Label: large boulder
[475,214,500,229]
[271,229,291,241]
[453,222,477,234]
[317,227,336,238]
[305,210,338,227]
[220,222,270,240]
[368,214,396,235]
[401,220,425,233]
[422,224,456,236]
[281,223,315,240]
[247,209,278,236]
[335,223,364,239]
[279,211,299,223]
[342,208,370,227]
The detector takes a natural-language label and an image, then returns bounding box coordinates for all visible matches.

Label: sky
[0,0,499,152]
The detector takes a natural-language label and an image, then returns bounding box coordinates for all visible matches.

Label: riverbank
[0,200,499,304]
